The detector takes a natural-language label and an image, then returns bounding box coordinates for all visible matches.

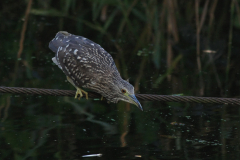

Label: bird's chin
[106,97,136,106]
[106,98,119,104]
[111,97,129,104]
[120,98,132,105]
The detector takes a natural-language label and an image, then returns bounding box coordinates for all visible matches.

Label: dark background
[0,0,240,159]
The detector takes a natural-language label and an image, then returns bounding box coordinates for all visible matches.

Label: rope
[0,86,239,105]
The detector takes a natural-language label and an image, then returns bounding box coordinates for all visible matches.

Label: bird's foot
[81,89,88,100]
[75,87,88,100]
[75,88,83,100]
[101,96,104,101]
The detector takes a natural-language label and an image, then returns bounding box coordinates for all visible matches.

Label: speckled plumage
[49,31,142,110]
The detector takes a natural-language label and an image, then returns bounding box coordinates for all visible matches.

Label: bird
[49,31,143,111]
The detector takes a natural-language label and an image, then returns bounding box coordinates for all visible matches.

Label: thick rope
[0,86,239,105]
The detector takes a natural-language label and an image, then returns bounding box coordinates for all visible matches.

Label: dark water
[2,97,238,160]
[1,0,240,159]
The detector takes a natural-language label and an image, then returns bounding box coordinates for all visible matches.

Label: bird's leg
[80,89,88,100]
[75,87,83,100]
[75,87,88,100]
[101,96,103,101]
[66,76,88,100]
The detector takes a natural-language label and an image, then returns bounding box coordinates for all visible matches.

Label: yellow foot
[75,87,88,100]
[101,96,103,101]
[81,88,88,100]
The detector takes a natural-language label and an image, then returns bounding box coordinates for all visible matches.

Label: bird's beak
[128,94,143,111]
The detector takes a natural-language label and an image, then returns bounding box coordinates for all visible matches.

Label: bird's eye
[121,89,126,94]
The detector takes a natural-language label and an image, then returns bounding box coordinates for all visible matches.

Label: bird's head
[111,79,143,111]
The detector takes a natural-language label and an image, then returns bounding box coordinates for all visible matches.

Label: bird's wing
[49,31,120,77]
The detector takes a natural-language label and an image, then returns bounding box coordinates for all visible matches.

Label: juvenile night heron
[49,31,143,111]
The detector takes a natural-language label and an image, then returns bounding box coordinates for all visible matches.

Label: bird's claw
[75,88,88,100]
[75,88,83,100]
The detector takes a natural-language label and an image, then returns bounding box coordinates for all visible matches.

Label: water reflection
[64,97,117,135]
[82,153,102,157]
[1,96,239,159]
